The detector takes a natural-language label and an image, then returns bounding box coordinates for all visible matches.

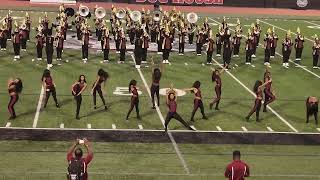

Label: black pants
[129,33,135,44]
[92,85,106,107]
[313,54,319,67]
[151,32,156,43]
[8,94,19,118]
[264,49,271,63]
[246,49,252,63]
[188,33,194,44]
[223,48,231,65]
[157,40,163,52]
[44,87,58,107]
[46,50,53,64]
[151,84,159,107]
[75,95,82,118]
[191,99,206,121]
[142,48,147,62]
[0,38,5,48]
[216,44,222,55]
[295,48,303,59]
[37,46,43,58]
[120,49,125,62]
[76,28,81,40]
[13,43,20,56]
[233,44,240,55]
[179,43,184,54]
[82,44,88,59]
[96,29,102,41]
[100,40,104,51]
[263,89,275,111]
[165,112,191,130]
[282,50,291,63]
[21,38,27,50]
[247,99,261,121]
[196,43,202,55]
[126,98,139,119]
[252,44,257,55]
[115,40,120,51]
[56,47,63,59]
[207,51,213,63]
[163,49,170,60]
[103,49,109,60]
[271,47,276,57]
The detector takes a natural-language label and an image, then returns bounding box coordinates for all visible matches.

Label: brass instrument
[187,12,198,24]
[95,7,106,19]
[130,11,141,22]
[115,8,126,19]
[79,5,90,17]
[153,10,162,22]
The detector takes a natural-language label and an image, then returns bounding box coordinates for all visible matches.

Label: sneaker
[135,65,140,69]
[206,62,212,65]
[103,60,109,63]
[162,60,166,63]
[65,60,69,63]
[313,66,318,69]
[216,54,221,57]
[197,54,201,56]
[141,61,147,64]
[252,54,256,58]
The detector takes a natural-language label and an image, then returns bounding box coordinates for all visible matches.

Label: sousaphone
[187,12,198,24]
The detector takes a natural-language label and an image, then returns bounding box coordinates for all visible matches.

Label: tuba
[115,8,126,19]
[95,7,106,19]
[187,12,198,24]
[130,10,141,22]
[79,5,90,17]
[153,10,162,22]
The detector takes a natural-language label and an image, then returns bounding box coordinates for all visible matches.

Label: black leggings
[92,85,106,107]
[75,95,82,117]
[126,98,139,119]
[8,94,19,118]
[151,84,159,107]
[44,87,58,107]
[264,89,275,110]
[211,86,221,109]
[191,99,206,121]
[165,112,191,130]
[247,99,262,121]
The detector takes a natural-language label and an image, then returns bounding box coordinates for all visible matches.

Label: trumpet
[95,7,106,19]
[130,10,141,22]
[79,5,89,17]
[187,12,198,24]
[115,8,126,19]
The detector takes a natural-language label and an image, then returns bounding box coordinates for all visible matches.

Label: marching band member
[95,17,103,41]
[312,34,320,69]
[150,24,157,43]
[157,25,164,54]
[115,20,121,53]
[216,25,224,57]
[295,27,304,64]
[245,29,254,65]
[251,23,258,58]
[12,21,22,61]
[178,22,186,55]
[203,17,209,44]
[35,26,45,61]
[270,27,278,58]
[195,27,204,56]
[128,21,136,45]
[134,28,143,68]
[222,16,228,30]
[0,22,6,51]
[119,31,126,63]
[223,28,232,68]
[45,29,54,68]
[42,12,49,37]
[81,24,91,63]
[255,19,262,46]
[7,78,23,119]
[19,20,28,52]
[75,12,83,40]
[187,23,196,44]
[5,11,13,39]
[232,26,242,58]
[142,29,149,63]
[162,25,172,64]
[55,27,65,64]
[206,30,215,65]
[25,12,31,41]
[282,30,293,68]
[306,96,318,125]
[102,27,110,63]
[264,28,273,66]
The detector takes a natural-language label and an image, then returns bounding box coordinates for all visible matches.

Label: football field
[0,6,319,180]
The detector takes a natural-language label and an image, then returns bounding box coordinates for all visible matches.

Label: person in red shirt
[67,138,93,180]
[225,150,250,180]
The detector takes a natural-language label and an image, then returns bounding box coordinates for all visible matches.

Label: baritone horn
[187,12,198,24]
[79,5,90,17]
[130,10,141,22]
[95,7,106,19]
[153,10,162,22]
[115,8,126,19]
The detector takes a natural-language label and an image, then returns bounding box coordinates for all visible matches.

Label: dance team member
[7,78,23,119]
[210,67,225,110]
[245,79,271,122]
[150,60,162,109]
[91,69,109,110]
[126,79,140,120]
[184,81,208,122]
[306,96,318,125]
[263,67,276,112]
[42,69,60,108]
[164,85,195,131]
[72,75,87,120]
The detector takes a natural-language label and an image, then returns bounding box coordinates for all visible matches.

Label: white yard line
[184,62,188,66]
[59,123,64,129]
[216,126,222,131]
[112,124,117,129]
[267,126,274,132]
[32,86,45,128]
[87,124,92,129]
[138,124,143,129]
[130,54,190,174]
[303,20,320,27]
[5,122,11,128]
[242,126,248,132]
[316,128,320,132]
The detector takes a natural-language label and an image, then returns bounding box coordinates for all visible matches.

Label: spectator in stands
[67,138,93,180]
[225,150,250,180]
